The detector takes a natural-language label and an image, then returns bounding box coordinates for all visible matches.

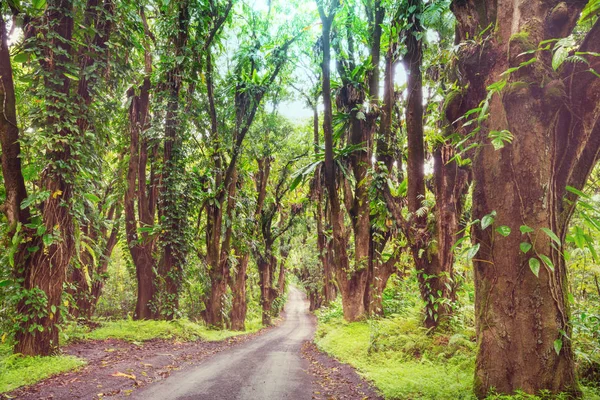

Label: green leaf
[13,52,30,63]
[520,242,532,254]
[481,211,496,230]
[539,254,555,271]
[64,72,79,81]
[541,227,561,245]
[580,0,600,23]
[529,257,540,277]
[83,193,101,203]
[0,280,10,287]
[466,243,480,260]
[51,305,56,314]
[552,45,569,71]
[42,234,53,247]
[489,130,513,150]
[32,0,46,9]
[289,174,303,191]
[554,338,563,355]
[520,225,534,234]
[565,185,589,199]
[496,226,511,237]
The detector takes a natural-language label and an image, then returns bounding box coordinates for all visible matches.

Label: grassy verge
[314,301,600,400]
[0,344,86,393]
[63,317,263,343]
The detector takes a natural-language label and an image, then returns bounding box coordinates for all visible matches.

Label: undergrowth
[315,298,600,400]
[0,344,85,394]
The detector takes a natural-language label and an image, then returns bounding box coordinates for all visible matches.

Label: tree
[3,0,117,355]
[450,1,600,396]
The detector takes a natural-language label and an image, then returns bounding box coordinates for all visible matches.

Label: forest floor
[2,288,380,400]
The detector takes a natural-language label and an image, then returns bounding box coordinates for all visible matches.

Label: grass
[64,317,263,343]
[0,343,86,394]
[315,303,600,400]
[315,310,475,399]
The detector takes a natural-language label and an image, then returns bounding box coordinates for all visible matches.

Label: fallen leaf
[111,371,136,380]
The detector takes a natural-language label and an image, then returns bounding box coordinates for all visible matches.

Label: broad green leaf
[32,0,46,9]
[42,234,53,247]
[552,45,569,71]
[481,211,496,230]
[541,227,561,245]
[520,242,532,253]
[554,338,563,355]
[0,280,10,287]
[539,254,554,271]
[529,257,540,277]
[83,193,101,203]
[13,52,30,63]
[466,243,480,260]
[520,225,534,234]
[64,72,80,81]
[496,226,511,237]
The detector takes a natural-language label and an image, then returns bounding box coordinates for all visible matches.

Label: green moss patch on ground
[315,307,600,400]
[0,344,86,393]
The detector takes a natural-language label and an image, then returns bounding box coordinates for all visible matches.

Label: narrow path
[131,287,316,400]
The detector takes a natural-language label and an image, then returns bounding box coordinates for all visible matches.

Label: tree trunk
[451,0,600,396]
[160,2,190,318]
[257,255,274,325]
[125,75,158,320]
[0,16,29,230]
[229,252,249,331]
[13,0,77,356]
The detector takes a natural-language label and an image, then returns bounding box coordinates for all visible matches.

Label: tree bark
[0,16,29,229]
[451,0,600,396]
[125,75,158,320]
[229,252,249,330]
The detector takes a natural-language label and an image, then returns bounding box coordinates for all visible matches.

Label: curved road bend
[130,287,317,400]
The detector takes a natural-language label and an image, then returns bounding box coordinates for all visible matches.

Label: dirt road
[131,287,316,400]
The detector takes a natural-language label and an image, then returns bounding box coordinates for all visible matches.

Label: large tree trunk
[451,0,600,396]
[13,0,77,356]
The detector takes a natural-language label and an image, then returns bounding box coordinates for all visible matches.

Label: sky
[278,62,409,122]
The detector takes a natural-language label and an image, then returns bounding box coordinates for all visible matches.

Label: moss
[508,32,533,49]
[0,344,85,393]
[83,318,260,343]
[315,314,476,399]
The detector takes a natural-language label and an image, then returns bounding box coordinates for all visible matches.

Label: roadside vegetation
[0,344,85,393]
[312,274,600,400]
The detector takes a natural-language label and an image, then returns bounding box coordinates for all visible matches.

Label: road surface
[131,287,316,400]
